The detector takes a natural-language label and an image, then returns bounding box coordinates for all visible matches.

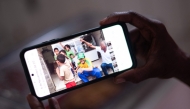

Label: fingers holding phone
[27,94,61,109]
[20,22,135,100]
[100,11,189,84]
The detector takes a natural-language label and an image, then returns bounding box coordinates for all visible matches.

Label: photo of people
[30,30,123,94]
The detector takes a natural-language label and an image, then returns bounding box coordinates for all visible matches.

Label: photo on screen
[35,30,119,92]
[24,25,133,97]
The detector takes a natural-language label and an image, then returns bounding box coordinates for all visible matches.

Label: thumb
[115,67,150,84]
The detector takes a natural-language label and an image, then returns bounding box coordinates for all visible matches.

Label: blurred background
[0,0,190,109]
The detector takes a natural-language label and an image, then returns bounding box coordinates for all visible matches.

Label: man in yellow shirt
[76,53,102,83]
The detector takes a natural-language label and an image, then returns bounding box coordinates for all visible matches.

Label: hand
[100,11,190,85]
[80,38,84,42]
[73,69,77,73]
[78,68,83,74]
[56,67,59,74]
[27,94,61,109]
[59,77,64,81]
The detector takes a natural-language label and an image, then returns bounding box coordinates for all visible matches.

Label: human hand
[80,38,84,42]
[56,67,59,74]
[100,11,190,84]
[78,68,83,74]
[27,94,60,109]
[73,69,77,73]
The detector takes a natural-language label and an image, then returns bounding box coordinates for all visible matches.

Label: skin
[27,94,60,109]
[100,42,107,52]
[59,42,70,52]
[80,38,107,52]
[65,46,70,51]
[59,51,74,70]
[56,61,65,80]
[54,50,59,55]
[59,42,65,50]
[75,58,93,73]
[70,55,74,59]
[80,38,95,49]
[99,11,190,85]
[27,11,190,109]
[59,52,66,57]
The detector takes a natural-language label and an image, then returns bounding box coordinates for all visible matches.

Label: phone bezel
[20,22,136,100]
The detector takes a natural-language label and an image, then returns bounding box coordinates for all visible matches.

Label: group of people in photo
[53,38,115,89]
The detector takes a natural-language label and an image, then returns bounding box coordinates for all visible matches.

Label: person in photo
[53,48,61,75]
[76,53,102,83]
[56,54,76,89]
[70,54,77,70]
[59,42,75,60]
[53,48,59,60]
[80,38,114,75]
[59,49,69,59]
[59,50,75,76]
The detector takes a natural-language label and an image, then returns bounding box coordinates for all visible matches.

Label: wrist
[174,53,190,86]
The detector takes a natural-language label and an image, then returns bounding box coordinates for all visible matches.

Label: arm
[67,59,74,69]
[59,76,64,81]
[81,66,93,71]
[81,60,93,71]
[70,63,74,70]
[100,11,190,86]
[59,67,65,81]
[80,38,96,49]
[74,66,80,73]
[59,42,65,49]
[56,68,64,80]
[56,67,59,73]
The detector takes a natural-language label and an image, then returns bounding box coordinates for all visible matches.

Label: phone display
[20,22,136,100]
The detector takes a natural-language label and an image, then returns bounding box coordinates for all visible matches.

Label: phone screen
[23,24,134,98]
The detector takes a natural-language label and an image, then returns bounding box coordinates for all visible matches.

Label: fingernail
[115,78,126,84]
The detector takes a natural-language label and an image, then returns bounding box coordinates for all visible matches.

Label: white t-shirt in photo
[59,64,74,84]
[95,46,112,64]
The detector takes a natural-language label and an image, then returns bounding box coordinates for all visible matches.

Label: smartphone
[20,22,136,100]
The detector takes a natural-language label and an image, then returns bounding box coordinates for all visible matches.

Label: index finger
[99,11,154,30]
